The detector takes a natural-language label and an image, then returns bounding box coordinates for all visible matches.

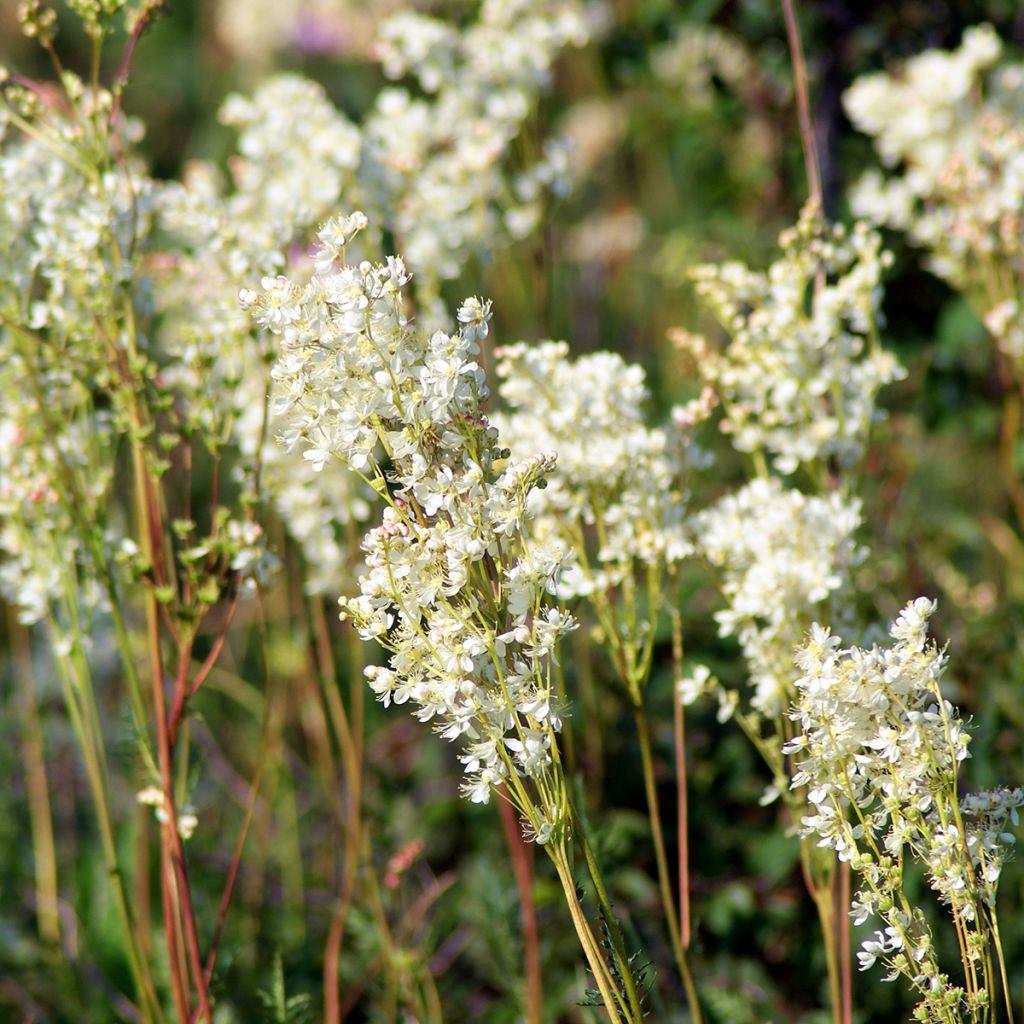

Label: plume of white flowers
[845,24,1024,367]
[0,77,152,622]
[788,599,1023,1021]
[365,0,587,294]
[243,218,578,832]
[684,204,903,475]
[494,341,703,595]
[693,478,862,719]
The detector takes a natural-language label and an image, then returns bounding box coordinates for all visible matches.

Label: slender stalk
[549,847,626,1024]
[572,628,605,800]
[669,604,692,951]
[572,815,646,1022]
[52,639,164,1023]
[10,615,61,948]
[314,595,368,1024]
[989,910,1016,1024]
[781,0,822,210]
[811,884,840,1024]
[838,859,852,1024]
[631,705,702,1023]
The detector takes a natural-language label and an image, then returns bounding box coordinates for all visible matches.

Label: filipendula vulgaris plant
[153,5,593,1016]
[672,202,904,1020]
[844,25,1024,527]
[493,340,714,1019]
[0,5,277,1020]
[154,11,592,1009]
[242,214,648,1024]
[789,599,1023,1023]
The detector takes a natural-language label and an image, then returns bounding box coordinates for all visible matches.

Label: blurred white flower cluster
[0,68,281,628]
[494,340,703,596]
[244,217,578,828]
[789,599,1024,1019]
[0,79,149,624]
[367,0,588,294]
[158,82,369,594]
[846,24,1024,366]
[684,204,903,475]
[694,478,862,718]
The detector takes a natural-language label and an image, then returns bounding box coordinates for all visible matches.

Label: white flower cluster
[494,340,701,598]
[844,25,1002,182]
[243,222,578,824]
[845,25,1024,366]
[366,0,588,290]
[0,82,146,623]
[788,600,1023,1018]
[694,478,862,718]
[686,205,903,474]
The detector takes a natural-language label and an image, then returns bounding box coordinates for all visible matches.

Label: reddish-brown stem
[110,3,163,128]
[187,599,239,698]
[159,826,190,1021]
[497,787,543,1024]
[197,753,265,997]
[169,824,213,1024]
[160,646,214,1023]
[781,0,823,210]
[132,418,212,1022]
[167,640,193,756]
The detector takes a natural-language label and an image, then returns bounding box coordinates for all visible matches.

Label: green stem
[549,845,627,1024]
[631,704,702,1023]
[573,814,646,1022]
[10,615,61,949]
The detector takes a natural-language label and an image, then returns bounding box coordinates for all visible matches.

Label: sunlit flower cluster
[684,204,903,474]
[694,478,862,718]
[244,218,578,828]
[788,599,1024,1020]
[494,340,702,597]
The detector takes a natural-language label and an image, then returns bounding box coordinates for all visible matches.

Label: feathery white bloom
[686,204,903,474]
[846,25,1024,369]
[696,478,862,717]
[792,600,1023,1018]
[248,220,577,825]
